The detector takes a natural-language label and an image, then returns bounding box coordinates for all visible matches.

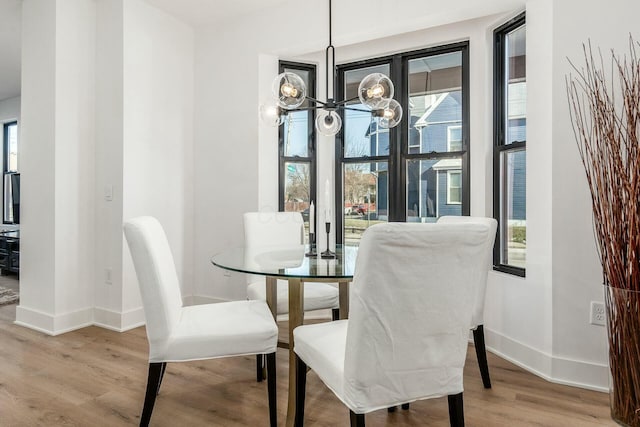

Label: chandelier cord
[325,0,335,103]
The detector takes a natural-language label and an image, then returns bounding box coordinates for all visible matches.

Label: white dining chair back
[242,211,339,315]
[124,216,183,357]
[243,211,340,383]
[244,211,304,248]
[243,211,304,286]
[437,216,497,327]
[437,216,497,389]
[342,222,492,412]
[293,222,494,426]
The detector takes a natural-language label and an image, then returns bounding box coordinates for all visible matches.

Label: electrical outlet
[105,268,113,284]
[590,301,606,326]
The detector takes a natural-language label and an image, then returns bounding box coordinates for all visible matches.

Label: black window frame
[278,61,317,231]
[493,12,526,277]
[2,121,18,224]
[335,42,470,243]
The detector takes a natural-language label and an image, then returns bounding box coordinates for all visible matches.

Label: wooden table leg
[286,278,303,427]
[265,276,277,320]
[339,281,350,320]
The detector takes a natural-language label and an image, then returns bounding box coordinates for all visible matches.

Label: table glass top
[211,244,358,279]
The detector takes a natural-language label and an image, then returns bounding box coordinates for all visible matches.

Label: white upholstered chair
[124,216,278,427]
[244,211,340,380]
[437,215,497,389]
[293,222,495,427]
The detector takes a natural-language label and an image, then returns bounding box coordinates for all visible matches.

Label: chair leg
[266,352,277,427]
[447,392,464,427]
[388,403,409,413]
[256,354,265,382]
[140,363,164,427]
[350,410,365,427]
[332,308,340,321]
[295,355,307,427]
[473,325,492,388]
[156,362,167,395]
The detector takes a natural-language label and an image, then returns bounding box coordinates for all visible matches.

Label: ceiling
[144,0,290,27]
[0,0,523,102]
[0,0,21,102]
[0,0,291,102]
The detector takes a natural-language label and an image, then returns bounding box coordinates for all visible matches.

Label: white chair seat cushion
[247,280,339,314]
[150,300,278,363]
[294,320,348,404]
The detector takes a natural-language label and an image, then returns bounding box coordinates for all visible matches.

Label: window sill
[493,264,525,277]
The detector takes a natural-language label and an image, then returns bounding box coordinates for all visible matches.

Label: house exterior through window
[336,43,469,244]
[494,13,527,276]
[2,121,18,224]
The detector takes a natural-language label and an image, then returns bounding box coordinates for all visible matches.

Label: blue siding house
[365,90,525,221]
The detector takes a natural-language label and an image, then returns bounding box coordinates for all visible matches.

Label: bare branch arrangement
[567,37,640,427]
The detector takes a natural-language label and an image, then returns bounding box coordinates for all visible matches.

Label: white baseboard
[15,305,93,336]
[484,328,608,392]
[93,306,145,332]
[15,304,145,335]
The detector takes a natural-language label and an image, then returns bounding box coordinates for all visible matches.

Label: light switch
[104,185,113,201]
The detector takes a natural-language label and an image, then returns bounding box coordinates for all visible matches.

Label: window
[447,171,462,204]
[494,13,526,276]
[278,62,316,239]
[2,121,18,224]
[447,126,462,152]
[336,42,469,243]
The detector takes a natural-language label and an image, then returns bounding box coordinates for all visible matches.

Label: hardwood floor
[0,303,614,426]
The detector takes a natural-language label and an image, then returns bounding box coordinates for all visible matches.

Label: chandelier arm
[287,106,323,112]
[335,96,360,106]
[305,96,328,106]
[342,106,375,113]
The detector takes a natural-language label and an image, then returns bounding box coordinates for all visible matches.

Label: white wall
[0,95,20,123]
[483,0,555,383]
[121,0,195,309]
[550,0,640,387]
[485,0,640,392]
[93,0,126,329]
[17,0,96,334]
[18,0,194,334]
[92,0,194,330]
[17,0,56,328]
[54,0,96,317]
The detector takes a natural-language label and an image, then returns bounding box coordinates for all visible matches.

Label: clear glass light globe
[272,72,306,109]
[259,103,284,127]
[315,110,342,136]
[358,73,394,109]
[376,99,402,129]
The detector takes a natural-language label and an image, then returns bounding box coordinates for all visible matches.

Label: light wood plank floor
[0,303,614,426]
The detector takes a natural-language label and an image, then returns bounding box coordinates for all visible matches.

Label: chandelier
[259,0,403,136]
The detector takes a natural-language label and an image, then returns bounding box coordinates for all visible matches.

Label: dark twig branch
[567,36,640,427]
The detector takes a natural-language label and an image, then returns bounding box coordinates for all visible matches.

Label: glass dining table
[211,243,358,427]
